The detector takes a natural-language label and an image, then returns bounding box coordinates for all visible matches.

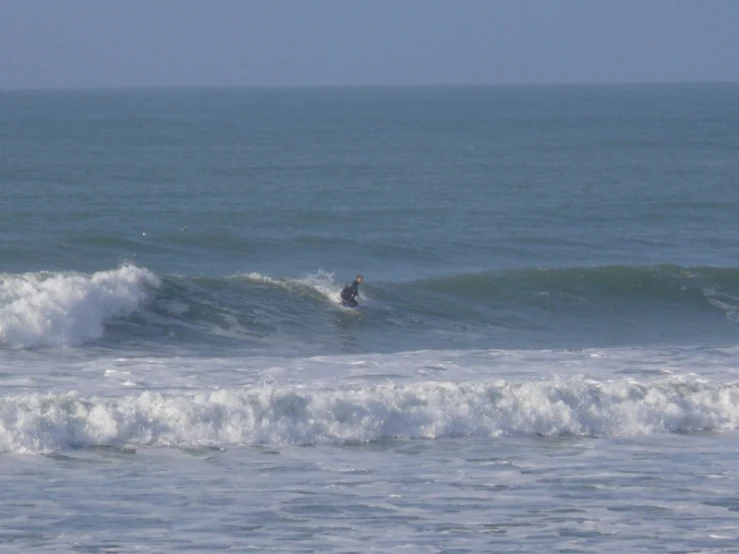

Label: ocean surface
[1,84,739,552]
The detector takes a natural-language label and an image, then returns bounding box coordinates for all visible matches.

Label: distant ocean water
[1,84,739,552]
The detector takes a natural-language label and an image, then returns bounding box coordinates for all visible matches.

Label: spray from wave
[237,269,345,304]
[0,265,159,349]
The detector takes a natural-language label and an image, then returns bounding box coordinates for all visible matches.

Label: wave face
[1,264,737,352]
[2,376,738,454]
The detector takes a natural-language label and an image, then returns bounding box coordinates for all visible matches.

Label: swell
[116,264,739,350]
[170,265,739,320]
[403,265,739,305]
[147,265,739,346]
[382,264,739,325]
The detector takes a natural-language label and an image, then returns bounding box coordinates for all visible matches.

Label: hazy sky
[1,0,738,89]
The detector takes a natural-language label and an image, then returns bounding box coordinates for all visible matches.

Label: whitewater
[2,84,739,552]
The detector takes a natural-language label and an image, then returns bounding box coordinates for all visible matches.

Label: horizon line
[1,79,738,93]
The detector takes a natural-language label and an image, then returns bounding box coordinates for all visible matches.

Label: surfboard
[341,303,367,310]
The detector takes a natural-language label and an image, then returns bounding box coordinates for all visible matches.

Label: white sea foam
[0,266,160,349]
[3,376,739,454]
[240,269,344,303]
[704,288,739,323]
[295,269,346,302]
[241,272,281,285]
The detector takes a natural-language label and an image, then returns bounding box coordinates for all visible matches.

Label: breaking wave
[2,264,738,351]
[3,376,739,454]
[0,265,159,349]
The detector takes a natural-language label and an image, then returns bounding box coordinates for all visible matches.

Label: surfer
[340,274,363,307]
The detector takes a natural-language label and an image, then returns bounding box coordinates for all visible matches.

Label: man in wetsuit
[340,274,363,307]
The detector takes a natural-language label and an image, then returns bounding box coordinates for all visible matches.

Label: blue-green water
[2,85,739,552]
[2,85,738,354]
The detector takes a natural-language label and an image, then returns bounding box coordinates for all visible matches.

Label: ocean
[1,84,739,552]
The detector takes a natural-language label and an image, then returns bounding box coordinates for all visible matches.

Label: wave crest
[0,265,160,348]
[237,269,343,303]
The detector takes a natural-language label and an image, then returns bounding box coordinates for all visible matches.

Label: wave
[1,264,737,351]
[402,264,739,309]
[0,266,351,351]
[3,376,739,454]
[376,264,739,344]
[208,264,739,328]
[0,265,159,349]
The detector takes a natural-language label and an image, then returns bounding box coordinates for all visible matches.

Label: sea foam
[240,269,344,303]
[3,376,739,454]
[0,266,160,349]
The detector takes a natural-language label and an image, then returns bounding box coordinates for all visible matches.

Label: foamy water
[0,266,159,348]
[3,346,739,552]
[4,375,739,454]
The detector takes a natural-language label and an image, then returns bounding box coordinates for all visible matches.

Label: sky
[1,0,738,89]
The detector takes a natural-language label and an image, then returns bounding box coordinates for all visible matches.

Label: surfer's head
[356,275,364,284]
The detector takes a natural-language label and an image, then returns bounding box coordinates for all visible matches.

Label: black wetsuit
[340,280,360,307]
